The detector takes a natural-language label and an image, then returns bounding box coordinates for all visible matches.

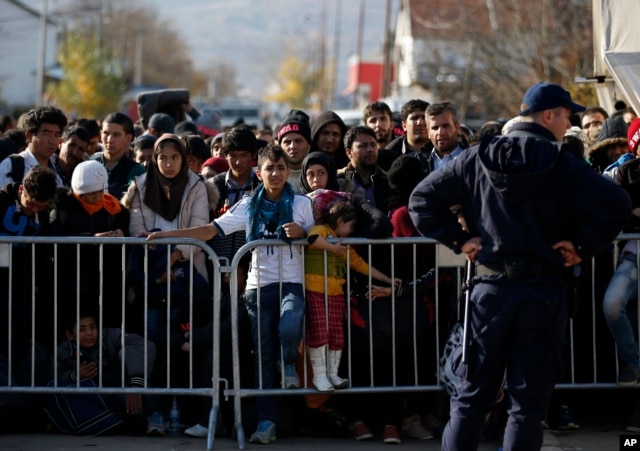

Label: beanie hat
[277,115,312,144]
[196,109,223,137]
[202,156,230,174]
[72,160,108,195]
[628,118,640,154]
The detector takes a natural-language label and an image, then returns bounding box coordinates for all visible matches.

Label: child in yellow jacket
[305,200,399,391]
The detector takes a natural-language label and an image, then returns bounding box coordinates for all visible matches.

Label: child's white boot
[328,349,349,389]
[308,345,334,392]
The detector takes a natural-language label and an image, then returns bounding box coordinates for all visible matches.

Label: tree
[266,56,324,111]
[46,32,125,118]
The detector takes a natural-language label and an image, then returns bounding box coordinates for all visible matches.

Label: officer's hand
[461,237,481,261]
[551,240,582,266]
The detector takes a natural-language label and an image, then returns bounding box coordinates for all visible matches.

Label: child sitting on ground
[304,198,400,392]
[45,307,156,436]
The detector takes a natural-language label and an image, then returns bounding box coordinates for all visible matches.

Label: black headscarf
[299,151,339,194]
[143,133,189,221]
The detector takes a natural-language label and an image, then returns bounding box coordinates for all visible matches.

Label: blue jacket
[408,122,631,269]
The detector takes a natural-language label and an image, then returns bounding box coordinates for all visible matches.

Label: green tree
[47,32,125,118]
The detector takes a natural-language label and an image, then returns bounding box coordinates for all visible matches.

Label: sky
[144,0,396,100]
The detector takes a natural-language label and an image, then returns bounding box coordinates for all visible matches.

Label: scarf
[247,182,295,243]
[143,135,189,221]
[73,192,122,216]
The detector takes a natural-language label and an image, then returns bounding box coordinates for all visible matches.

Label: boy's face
[18,186,51,216]
[256,157,290,191]
[66,317,99,348]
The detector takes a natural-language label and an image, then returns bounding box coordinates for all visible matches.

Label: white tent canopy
[592,0,640,114]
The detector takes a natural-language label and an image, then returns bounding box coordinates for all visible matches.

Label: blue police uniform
[409,121,631,450]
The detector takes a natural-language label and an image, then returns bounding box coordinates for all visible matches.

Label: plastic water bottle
[169,396,181,436]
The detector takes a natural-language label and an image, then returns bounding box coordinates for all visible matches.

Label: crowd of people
[0,84,637,450]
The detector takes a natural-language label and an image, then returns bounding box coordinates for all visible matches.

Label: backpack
[8,154,24,183]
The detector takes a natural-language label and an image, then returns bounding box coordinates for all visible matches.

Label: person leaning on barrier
[0,165,58,357]
[148,144,315,445]
[408,82,632,451]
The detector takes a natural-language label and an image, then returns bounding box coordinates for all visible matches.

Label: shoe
[184,423,208,438]
[618,365,639,386]
[282,362,300,389]
[627,409,640,432]
[351,421,373,440]
[146,411,166,436]
[383,425,402,444]
[249,420,276,444]
[401,414,434,440]
[557,405,579,430]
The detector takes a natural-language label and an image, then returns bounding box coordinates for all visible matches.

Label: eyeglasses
[583,120,603,129]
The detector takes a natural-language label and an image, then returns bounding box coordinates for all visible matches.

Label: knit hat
[277,115,312,144]
[196,109,223,137]
[628,118,640,154]
[148,113,175,134]
[72,160,108,195]
[202,156,229,174]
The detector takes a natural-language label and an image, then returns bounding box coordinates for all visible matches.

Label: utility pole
[382,0,392,98]
[318,0,327,111]
[330,0,342,110]
[36,0,49,106]
[353,0,365,109]
[134,30,143,86]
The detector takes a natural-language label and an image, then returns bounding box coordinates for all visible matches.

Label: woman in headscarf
[122,134,211,343]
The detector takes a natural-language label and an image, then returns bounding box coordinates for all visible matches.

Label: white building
[0,0,59,110]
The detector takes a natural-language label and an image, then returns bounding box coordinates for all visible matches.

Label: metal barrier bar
[0,236,222,450]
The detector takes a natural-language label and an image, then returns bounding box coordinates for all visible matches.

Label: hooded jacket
[311,111,349,169]
[409,123,631,268]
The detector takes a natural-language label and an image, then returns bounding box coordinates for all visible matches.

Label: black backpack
[7,154,25,183]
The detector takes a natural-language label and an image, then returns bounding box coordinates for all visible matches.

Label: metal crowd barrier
[0,234,638,450]
[0,236,222,450]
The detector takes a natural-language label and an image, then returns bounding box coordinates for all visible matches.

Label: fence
[0,234,636,450]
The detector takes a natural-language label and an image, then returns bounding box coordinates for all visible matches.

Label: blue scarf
[247,182,295,243]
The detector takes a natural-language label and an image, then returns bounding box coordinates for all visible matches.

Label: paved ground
[0,425,632,451]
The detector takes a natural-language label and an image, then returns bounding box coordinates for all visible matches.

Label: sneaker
[146,411,166,436]
[282,362,300,389]
[383,425,402,444]
[619,366,639,386]
[627,409,640,432]
[350,421,373,440]
[184,423,208,438]
[401,414,434,440]
[557,405,579,430]
[422,414,443,432]
[250,420,276,444]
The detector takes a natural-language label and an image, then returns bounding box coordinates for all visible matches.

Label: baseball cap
[519,83,586,116]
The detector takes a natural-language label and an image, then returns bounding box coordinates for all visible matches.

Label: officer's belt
[475,259,564,280]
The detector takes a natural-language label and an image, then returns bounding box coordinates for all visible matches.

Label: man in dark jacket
[338,126,393,215]
[311,110,349,169]
[409,82,631,451]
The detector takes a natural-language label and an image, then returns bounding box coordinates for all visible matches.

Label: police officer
[408,83,631,451]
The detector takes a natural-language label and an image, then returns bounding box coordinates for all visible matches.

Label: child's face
[335,218,356,238]
[257,157,290,191]
[66,317,99,348]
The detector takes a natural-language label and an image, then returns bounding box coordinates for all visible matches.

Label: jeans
[244,282,304,423]
[603,253,639,368]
